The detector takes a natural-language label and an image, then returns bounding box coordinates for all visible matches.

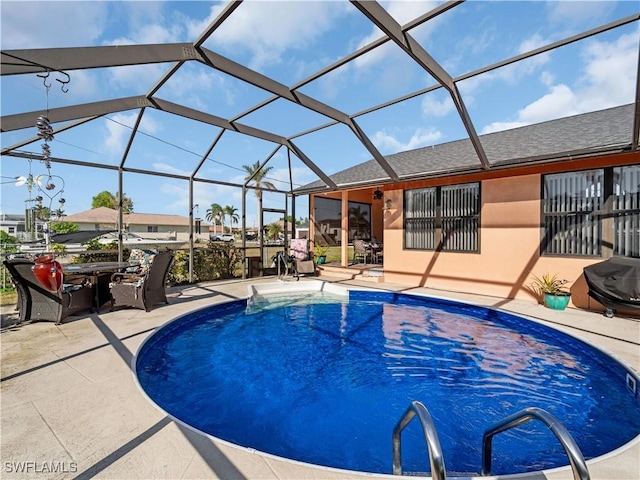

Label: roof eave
[295,143,633,196]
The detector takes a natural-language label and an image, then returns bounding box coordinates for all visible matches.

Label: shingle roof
[64,207,211,227]
[297,104,634,193]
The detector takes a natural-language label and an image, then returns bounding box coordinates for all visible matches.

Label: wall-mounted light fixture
[373,189,383,200]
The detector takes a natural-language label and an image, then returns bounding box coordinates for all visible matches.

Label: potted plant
[314,244,327,265]
[529,273,572,310]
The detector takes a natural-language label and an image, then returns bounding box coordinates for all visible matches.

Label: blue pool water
[136,290,640,476]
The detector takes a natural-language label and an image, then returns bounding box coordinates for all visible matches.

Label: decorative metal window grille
[441,183,480,252]
[543,166,640,258]
[404,183,479,252]
[542,169,603,256]
[405,188,436,250]
[613,165,640,257]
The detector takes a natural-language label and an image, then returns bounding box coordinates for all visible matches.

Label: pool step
[316,264,385,283]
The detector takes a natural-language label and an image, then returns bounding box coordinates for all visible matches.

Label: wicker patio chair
[109,251,174,312]
[353,239,372,264]
[3,258,94,325]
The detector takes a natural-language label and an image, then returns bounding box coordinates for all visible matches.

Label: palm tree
[267,221,283,241]
[349,205,370,240]
[224,205,239,233]
[205,203,224,234]
[242,161,276,231]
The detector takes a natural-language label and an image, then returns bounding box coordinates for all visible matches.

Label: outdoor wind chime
[15,70,70,292]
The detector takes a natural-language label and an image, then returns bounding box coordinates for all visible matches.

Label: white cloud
[483,83,577,134]
[520,84,578,122]
[576,29,639,110]
[103,112,161,154]
[471,33,551,93]
[163,66,233,109]
[103,14,184,91]
[109,21,182,46]
[456,31,554,110]
[482,28,638,134]
[372,127,443,154]
[107,63,168,91]
[153,162,314,220]
[0,1,107,49]
[540,70,555,87]
[481,120,530,134]
[546,0,615,27]
[104,115,131,153]
[55,69,99,102]
[421,94,455,117]
[354,1,440,69]
[197,2,349,71]
[153,163,188,177]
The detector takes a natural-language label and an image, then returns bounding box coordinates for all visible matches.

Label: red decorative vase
[33,255,63,292]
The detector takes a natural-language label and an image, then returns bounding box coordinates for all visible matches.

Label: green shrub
[75,239,120,263]
[167,243,242,285]
[0,231,18,256]
[51,242,67,253]
[1,263,15,291]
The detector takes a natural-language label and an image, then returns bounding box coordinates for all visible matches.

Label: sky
[1,0,639,228]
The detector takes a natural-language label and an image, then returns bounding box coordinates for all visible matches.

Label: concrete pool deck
[1,276,638,480]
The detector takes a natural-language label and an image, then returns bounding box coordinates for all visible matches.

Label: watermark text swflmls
[4,461,78,474]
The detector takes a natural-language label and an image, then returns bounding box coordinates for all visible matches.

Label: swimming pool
[135,287,640,476]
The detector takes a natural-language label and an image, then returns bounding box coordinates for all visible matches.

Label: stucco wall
[382,174,603,305]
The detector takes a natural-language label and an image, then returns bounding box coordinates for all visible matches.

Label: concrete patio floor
[1,275,638,480]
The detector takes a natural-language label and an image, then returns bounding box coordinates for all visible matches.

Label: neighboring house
[302,104,640,312]
[273,219,309,240]
[0,213,30,241]
[295,222,309,240]
[61,207,211,243]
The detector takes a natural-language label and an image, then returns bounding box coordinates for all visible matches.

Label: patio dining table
[63,261,136,312]
[366,242,383,263]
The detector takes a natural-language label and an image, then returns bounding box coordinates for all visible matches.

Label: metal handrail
[392,401,446,479]
[482,407,590,480]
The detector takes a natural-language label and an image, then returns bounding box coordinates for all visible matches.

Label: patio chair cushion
[126,248,157,273]
[291,238,310,260]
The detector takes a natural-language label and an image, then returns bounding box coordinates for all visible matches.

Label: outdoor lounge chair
[353,239,372,264]
[3,258,94,325]
[109,251,174,312]
[290,238,316,277]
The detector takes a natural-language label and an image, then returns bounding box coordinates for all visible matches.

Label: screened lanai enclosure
[2,1,639,278]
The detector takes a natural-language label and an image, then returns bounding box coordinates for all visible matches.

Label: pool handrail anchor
[392,400,446,479]
[481,407,590,480]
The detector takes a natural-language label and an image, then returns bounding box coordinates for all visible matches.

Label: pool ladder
[392,403,590,480]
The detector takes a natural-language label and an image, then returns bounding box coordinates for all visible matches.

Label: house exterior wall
[383,174,588,302]
[382,153,639,311]
[311,152,639,313]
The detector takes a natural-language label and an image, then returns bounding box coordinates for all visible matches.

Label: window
[147,226,158,233]
[404,182,480,252]
[542,165,640,257]
[613,165,640,257]
[313,197,372,245]
[542,169,603,256]
[8,227,15,234]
